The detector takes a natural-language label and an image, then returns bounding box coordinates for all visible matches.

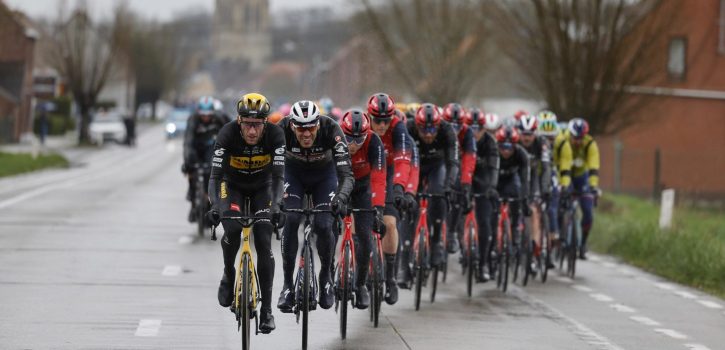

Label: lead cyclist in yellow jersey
[565,118,600,260]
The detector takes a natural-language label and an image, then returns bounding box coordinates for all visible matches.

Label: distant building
[598,0,725,199]
[0,2,35,143]
[213,0,271,71]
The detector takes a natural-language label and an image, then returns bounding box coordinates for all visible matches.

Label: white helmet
[213,99,224,112]
[483,113,502,131]
[290,100,320,127]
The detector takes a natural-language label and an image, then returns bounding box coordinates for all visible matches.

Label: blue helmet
[197,96,215,115]
[568,118,590,139]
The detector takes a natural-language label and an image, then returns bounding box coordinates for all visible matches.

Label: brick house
[0,1,35,143]
[598,0,725,199]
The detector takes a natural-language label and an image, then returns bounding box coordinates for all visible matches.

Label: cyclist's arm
[517,145,531,199]
[443,124,460,189]
[407,139,420,195]
[392,121,412,188]
[586,139,600,188]
[269,125,286,211]
[474,134,499,190]
[558,139,573,188]
[460,128,477,186]
[368,134,387,207]
[540,140,552,195]
[208,134,229,210]
[183,115,198,166]
[330,123,355,198]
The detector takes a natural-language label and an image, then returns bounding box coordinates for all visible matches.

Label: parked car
[89,110,126,145]
[165,108,192,139]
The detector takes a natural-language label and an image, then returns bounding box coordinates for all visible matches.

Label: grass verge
[0,151,69,177]
[591,194,725,298]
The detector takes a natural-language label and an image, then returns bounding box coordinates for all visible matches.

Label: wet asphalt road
[0,125,723,350]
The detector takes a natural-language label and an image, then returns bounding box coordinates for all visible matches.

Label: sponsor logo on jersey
[274,156,284,161]
[212,157,223,163]
[275,147,285,155]
[215,148,225,156]
[220,182,228,199]
[335,135,341,142]
[229,155,271,169]
[230,203,240,212]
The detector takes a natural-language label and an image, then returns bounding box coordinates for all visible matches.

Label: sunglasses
[498,142,514,150]
[292,123,319,133]
[345,134,367,145]
[371,117,392,125]
[417,125,438,135]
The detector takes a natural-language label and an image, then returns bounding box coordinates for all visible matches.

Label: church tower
[213,0,271,71]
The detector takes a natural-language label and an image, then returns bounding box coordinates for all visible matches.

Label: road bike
[532,196,551,283]
[558,191,590,279]
[210,201,266,350]
[460,194,485,297]
[368,222,385,327]
[492,197,518,293]
[410,192,446,310]
[334,208,375,340]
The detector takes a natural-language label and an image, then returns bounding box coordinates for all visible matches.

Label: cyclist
[183,96,228,222]
[517,114,552,270]
[367,93,412,305]
[207,93,283,334]
[340,109,387,309]
[406,103,459,268]
[538,111,569,257]
[441,103,476,254]
[467,108,499,281]
[494,126,531,268]
[405,103,421,121]
[566,118,600,259]
[277,100,354,311]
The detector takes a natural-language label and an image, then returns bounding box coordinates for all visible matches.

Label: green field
[0,152,69,177]
[591,194,725,298]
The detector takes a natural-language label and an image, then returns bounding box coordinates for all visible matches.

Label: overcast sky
[4,0,349,21]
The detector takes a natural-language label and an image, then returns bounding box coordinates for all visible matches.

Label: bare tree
[493,0,680,134]
[357,0,491,104]
[46,0,132,144]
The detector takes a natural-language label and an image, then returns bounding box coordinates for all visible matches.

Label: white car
[90,110,127,145]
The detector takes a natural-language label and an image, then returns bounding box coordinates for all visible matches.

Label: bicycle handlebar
[210,215,271,241]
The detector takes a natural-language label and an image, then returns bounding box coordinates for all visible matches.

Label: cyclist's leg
[447,180,463,253]
[281,168,304,287]
[351,184,372,286]
[548,182,560,240]
[250,186,275,312]
[573,175,594,255]
[474,190,494,278]
[310,165,338,307]
[426,162,448,266]
[218,185,243,307]
[382,165,399,275]
[498,175,522,243]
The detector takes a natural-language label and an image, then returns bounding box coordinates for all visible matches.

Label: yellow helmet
[396,103,408,114]
[237,93,271,119]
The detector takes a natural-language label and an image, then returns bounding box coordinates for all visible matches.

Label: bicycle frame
[336,216,356,292]
[413,197,431,266]
[237,224,260,311]
[496,201,512,252]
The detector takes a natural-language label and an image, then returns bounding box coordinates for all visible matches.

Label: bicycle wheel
[430,265,438,303]
[501,218,511,293]
[302,245,311,350]
[569,209,580,278]
[339,243,350,340]
[414,228,425,311]
[240,254,251,350]
[522,227,532,287]
[196,192,205,237]
[466,225,475,298]
[368,248,376,324]
[372,245,383,328]
[540,211,550,283]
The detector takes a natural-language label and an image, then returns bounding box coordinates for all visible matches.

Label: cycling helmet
[237,93,271,119]
[268,111,284,124]
[495,126,520,144]
[367,93,396,119]
[213,99,224,112]
[278,103,292,116]
[405,103,421,119]
[415,103,442,128]
[319,97,334,114]
[396,103,408,114]
[537,110,558,136]
[517,114,538,134]
[330,107,343,122]
[340,109,370,138]
[395,109,407,123]
[483,113,502,131]
[513,109,528,120]
[568,118,590,139]
[442,103,466,125]
[466,108,484,126]
[290,100,320,126]
[197,96,215,115]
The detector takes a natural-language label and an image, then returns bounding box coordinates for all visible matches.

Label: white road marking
[572,284,594,292]
[653,328,688,340]
[162,265,182,276]
[590,293,614,302]
[134,319,162,337]
[588,255,602,262]
[684,344,712,350]
[673,290,698,300]
[610,304,636,313]
[178,236,193,245]
[697,300,723,309]
[554,276,573,284]
[654,282,676,291]
[601,262,617,268]
[629,315,661,326]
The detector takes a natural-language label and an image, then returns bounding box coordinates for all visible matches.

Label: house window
[667,37,686,80]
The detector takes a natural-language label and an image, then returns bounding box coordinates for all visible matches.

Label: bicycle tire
[466,225,475,297]
[196,195,205,237]
[502,218,511,293]
[372,245,382,328]
[369,247,375,324]
[339,244,350,340]
[430,266,438,303]
[522,224,532,287]
[302,244,311,350]
[414,228,425,311]
[569,208,580,278]
[241,254,251,350]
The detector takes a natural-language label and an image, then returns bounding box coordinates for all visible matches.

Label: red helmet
[513,109,528,120]
[340,109,370,138]
[442,103,466,124]
[495,126,520,144]
[414,103,442,128]
[466,108,484,126]
[367,93,396,119]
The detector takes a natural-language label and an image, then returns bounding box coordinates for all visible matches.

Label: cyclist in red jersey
[441,103,476,254]
[367,93,413,305]
[340,109,387,309]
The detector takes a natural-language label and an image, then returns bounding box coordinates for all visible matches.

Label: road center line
[609,304,636,313]
[572,284,594,292]
[653,328,688,340]
[134,319,162,337]
[162,265,182,276]
[590,293,614,302]
[673,290,698,299]
[696,300,723,309]
[654,282,676,291]
[629,315,660,326]
[684,343,713,350]
[178,236,193,245]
